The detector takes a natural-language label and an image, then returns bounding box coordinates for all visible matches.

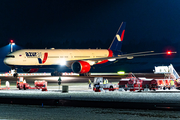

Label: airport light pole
[8,40,16,75]
[9,40,15,52]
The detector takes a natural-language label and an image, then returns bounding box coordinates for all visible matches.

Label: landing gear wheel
[79,73,91,76]
[13,73,18,77]
[17,84,21,90]
[163,86,166,90]
[51,71,62,76]
[23,85,26,90]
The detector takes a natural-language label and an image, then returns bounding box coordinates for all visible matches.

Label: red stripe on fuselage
[42,52,48,64]
[96,49,113,64]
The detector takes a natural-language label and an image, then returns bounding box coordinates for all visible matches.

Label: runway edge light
[117,71,125,75]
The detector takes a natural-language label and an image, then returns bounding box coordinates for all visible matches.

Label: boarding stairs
[154,64,180,79]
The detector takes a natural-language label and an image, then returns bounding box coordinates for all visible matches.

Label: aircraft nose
[4,55,15,66]
[3,58,9,65]
[3,57,13,66]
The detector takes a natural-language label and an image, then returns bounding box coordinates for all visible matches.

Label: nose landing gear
[13,73,18,77]
[11,69,18,77]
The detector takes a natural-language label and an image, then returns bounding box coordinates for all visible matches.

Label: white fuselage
[4,49,110,67]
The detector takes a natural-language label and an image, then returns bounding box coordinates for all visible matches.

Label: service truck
[93,77,118,92]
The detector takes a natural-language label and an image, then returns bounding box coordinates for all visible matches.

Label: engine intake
[71,61,91,73]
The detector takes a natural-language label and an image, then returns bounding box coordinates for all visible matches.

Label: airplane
[3,22,175,77]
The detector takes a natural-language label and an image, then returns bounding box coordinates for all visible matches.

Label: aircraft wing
[66,51,176,62]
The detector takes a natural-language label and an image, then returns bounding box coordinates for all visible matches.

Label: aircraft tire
[23,85,26,90]
[13,73,18,78]
[17,84,21,90]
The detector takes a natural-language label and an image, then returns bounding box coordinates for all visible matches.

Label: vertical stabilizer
[109,22,126,51]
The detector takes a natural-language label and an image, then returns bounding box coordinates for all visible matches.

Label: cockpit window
[5,55,15,58]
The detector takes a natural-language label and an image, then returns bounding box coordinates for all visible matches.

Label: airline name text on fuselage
[25,52,42,58]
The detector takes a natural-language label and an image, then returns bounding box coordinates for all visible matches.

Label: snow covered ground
[0,104,180,120]
[0,83,180,119]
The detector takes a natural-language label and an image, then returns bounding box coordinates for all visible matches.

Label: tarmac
[0,86,180,110]
[0,75,180,110]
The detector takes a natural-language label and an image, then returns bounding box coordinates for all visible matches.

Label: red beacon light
[9,40,15,45]
[10,40,13,43]
[167,51,172,55]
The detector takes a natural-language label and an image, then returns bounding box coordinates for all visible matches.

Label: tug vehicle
[129,79,143,91]
[16,77,30,90]
[119,73,143,91]
[119,73,158,91]
[142,79,158,91]
[16,77,47,91]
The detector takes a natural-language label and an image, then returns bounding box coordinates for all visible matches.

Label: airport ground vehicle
[142,79,158,91]
[156,79,179,90]
[119,77,143,91]
[119,73,158,91]
[175,80,180,89]
[119,73,142,91]
[154,64,180,90]
[16,77,47,91]
[0,81,10,90]
[16,77,30,90]
[93,77,118,92]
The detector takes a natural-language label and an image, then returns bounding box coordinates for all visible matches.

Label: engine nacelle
[22,68,39,73]
[71,61,91,73]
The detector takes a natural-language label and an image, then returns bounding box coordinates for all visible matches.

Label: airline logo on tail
[116,29,125,42]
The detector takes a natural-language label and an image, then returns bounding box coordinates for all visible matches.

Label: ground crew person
[103,79,106,84]
[88,79,92,89]
[170,79,175,89]
[105,79,108,84]
[103,79,109,84]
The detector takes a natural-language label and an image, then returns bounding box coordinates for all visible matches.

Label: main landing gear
[79,73,91,76]
[51,71,62,76]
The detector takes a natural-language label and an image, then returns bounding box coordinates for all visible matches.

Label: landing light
[59,59,66,65]
[127,56,133,59]
[108,58,116,61]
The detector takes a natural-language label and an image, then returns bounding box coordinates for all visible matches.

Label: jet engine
[22,68,39,73]
[71,61,91,73]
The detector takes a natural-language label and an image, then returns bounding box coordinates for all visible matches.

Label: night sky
[1,0,180,49]
[0,0,180,72]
